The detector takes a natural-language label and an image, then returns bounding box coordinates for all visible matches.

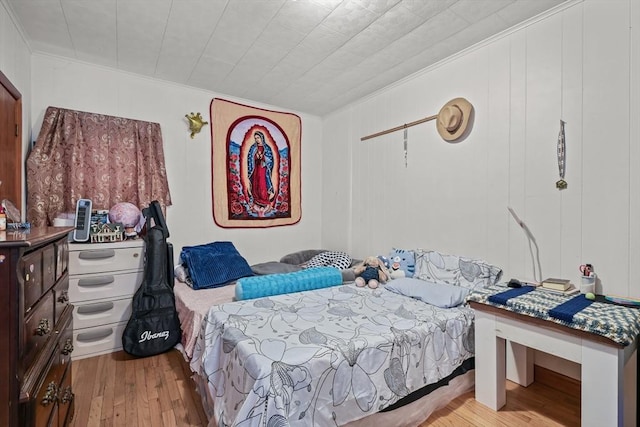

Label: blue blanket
[487,285,536,305]
[548,295,594,323]
[180,241,253,290]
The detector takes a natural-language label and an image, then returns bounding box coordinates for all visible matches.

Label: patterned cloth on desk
[548,295,594,323]
[467,283,640,346]
[487,285,535,305]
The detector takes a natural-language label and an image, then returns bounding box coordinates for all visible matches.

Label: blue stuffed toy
[382,249,415,279]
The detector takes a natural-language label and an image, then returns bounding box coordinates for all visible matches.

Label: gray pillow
[279,249,328,265]
[385,277,470,308]
[251,262,302,275]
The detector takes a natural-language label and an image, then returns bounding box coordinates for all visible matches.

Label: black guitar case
[122,200,181,357]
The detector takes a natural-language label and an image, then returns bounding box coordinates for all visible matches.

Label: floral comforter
[190,284,475,427]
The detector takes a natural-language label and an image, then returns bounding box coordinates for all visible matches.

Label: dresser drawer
[69,244,143,275]
[21,339,65,427]
[56,308,74,367]
[53,274,70,326]
[24,292,55,369]
[42,245,56,293]
[72,321,127,360]
[32,348,60,427]
[69,270,142,303]
[55,311,74,427]
[22,250,43,313]
[73,297,132,330]
[57,365,73,427]
[55,239,69,281]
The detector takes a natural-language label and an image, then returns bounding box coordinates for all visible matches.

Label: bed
[185,283,474,426]
[177,247,500,427]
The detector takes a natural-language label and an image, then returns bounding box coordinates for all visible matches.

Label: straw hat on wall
[436,98,474,142]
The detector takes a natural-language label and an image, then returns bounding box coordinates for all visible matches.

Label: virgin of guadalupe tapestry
[210,98,301,228]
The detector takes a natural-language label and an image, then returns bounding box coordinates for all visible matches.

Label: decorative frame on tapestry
[210,98,301,228]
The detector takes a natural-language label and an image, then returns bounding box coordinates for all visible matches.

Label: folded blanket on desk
[487,285,535,305]
[548,295,594,323]
[180,241,253,290]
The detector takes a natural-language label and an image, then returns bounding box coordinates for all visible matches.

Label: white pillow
[413,249,502,290]
[385,277,470,308]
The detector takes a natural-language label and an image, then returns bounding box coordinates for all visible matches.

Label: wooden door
[0,70,22,215]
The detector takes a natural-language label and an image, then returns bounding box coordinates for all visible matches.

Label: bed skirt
[190,358,475,427]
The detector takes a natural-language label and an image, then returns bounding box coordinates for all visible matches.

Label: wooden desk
[470,301,637,427]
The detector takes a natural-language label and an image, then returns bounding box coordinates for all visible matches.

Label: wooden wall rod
[360,113,438,141]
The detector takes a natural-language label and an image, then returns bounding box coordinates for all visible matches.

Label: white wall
[0,0,32,215]
[322,0,638,300]
[322,0,639,379]
[29,55,325,265]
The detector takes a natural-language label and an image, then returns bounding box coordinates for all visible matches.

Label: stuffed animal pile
[353,256,389,289]
[353,249,416,289]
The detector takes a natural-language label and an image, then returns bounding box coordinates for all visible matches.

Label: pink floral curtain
[27,107,172,227]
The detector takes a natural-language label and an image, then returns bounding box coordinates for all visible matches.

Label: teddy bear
[353,256,390,289]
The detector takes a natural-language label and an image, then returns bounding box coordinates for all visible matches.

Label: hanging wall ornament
[556,120,567,190]
[403,127,408,167]
[185,112,208,139]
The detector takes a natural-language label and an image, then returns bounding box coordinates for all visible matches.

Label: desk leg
[507,341,534,387]
[475,311,506,410]
[581,340,625,427]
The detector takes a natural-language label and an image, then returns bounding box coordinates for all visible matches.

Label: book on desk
[541,277,572,291]
[540,284,580,297]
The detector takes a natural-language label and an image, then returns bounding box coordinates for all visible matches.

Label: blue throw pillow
[386,248,415,278]
[385,277,470,308]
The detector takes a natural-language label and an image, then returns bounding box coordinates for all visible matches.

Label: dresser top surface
[69,238,144,251]
[0,226,73,248]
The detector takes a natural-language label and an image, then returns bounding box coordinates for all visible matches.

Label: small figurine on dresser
[90,222,124,243]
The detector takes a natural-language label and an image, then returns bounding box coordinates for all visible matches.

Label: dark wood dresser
[0,227,75,427]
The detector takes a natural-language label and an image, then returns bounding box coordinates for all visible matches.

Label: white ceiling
[4,0,567,116]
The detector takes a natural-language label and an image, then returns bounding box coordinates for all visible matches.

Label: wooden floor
[70,350,208,427]
[70,350,580,427]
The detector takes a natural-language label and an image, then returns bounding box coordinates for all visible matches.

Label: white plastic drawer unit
[72,322,127,360]
[68,240,145,359]
[68,270,143,303]
[68,240,144,275]
[72,297,133,330]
